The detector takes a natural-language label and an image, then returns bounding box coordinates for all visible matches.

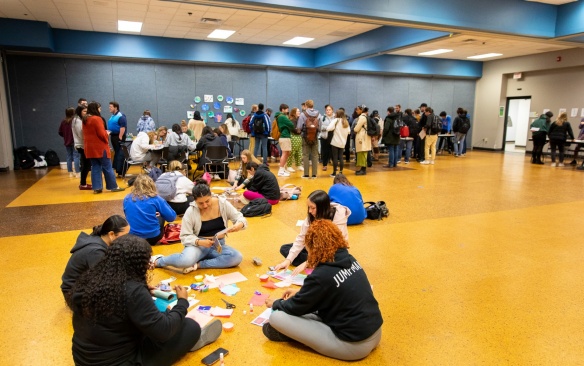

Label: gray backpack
[156,172,180,201]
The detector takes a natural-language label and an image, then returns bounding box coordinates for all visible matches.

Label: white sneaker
[75,172,80,178]
[298,166,304,171]
[278,169,290,177]
[286,167,295,172]
[396,160,402,164]
[405,161,410,164]
[150,254,163,268]
[69,172,75,178]
[551,162,557,167]
[558,163,565,167]
[420,160,430,165]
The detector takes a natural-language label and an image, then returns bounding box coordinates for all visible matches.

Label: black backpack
[392,118,403,136]
[253,116,265,135]
[241,198,272,217]
[44,149,60,166]
[13,146,36,170]
[459,117,471,134]
[430,116,442,134]
[366,116,378,136]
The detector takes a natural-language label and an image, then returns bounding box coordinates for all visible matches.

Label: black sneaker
[262,323,293,342]
[301,175,309,178]
[570,160,577,166]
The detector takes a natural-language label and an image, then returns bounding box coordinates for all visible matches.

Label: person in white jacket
[225,114,241,154]
[326,109,351,177]
[130,131,161,168]
[162,160,195,215]
[273,190,350,275]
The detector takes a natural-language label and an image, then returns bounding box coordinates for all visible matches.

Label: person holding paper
[274,190,350,275]
[264,220,383,361]
[66,234,222,366]
[151,179,245,274]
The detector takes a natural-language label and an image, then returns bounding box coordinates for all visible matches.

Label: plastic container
[60,162,67,170]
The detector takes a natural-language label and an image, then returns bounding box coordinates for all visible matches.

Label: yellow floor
[2,151,584,365]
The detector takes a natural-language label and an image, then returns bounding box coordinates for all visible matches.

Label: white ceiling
[0,0,581,61]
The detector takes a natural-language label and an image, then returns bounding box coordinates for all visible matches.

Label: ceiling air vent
[200,18,222,25]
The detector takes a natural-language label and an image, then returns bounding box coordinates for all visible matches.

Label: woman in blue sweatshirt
[123,174,176,245]
[264,220,382,361]
[328,174,366,225]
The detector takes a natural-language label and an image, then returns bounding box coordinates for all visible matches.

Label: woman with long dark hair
[328,174,366,225]
[274,190,350,274]
[67,234,222,366]
[152,178,245,274]
[59,107,80,178]
[82,102,125,194]
[72,104,92,189]
[264,220,382,361]
[61,215,129,299]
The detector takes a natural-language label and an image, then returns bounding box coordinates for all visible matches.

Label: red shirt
[83,115,111,159]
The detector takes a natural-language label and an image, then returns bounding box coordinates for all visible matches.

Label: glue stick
[250,304,254,313]
[220,352,224,365]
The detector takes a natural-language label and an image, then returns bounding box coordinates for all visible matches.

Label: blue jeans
[388,144,400,167]
[66,146,80,173]
[399,139,413,162]
[254,135,268,163]
[159,238,243,269]
[90,150,118,191]
[453,133,466,155]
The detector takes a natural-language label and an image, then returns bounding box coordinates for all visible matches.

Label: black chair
[120,144,144,178]
[203,145,232,179]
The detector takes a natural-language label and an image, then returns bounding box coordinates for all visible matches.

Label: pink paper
[249,293,269,306]
[261,280,278,289]
[304,268,313,275]
[206,271,248,289]
[186,309,214,327]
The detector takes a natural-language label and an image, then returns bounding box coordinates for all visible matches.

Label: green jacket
[275,112,294,138]
[530,114,550,136]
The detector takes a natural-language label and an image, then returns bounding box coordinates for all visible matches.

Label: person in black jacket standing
[548,112,574,167]
[67,235,222,366]
[263,220,382,361]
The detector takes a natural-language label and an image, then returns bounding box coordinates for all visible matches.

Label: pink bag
[202,172,212,184]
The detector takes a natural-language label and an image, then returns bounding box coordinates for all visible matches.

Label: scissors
[221,298,236,309]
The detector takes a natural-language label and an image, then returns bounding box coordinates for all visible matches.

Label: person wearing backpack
[159,160,195,215]
[123,174,177,245]
[419,107,440,165]
[250,103,271,164]
[381,106,401,168]
[398,109,416,164]
[452,109,472,158]
[353,105,371,175]
[151,178,245,274]
[299,99,322,178]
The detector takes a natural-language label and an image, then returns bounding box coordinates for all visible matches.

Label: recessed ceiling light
[467,53,503,59]
[118,20,142,33]
[207,29,235,39]
[418,49,453,56]
[283,37,314,46]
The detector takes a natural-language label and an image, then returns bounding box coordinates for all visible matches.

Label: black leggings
[331,146,344,174]
[280,244,308,267]
[137,318,201,366]
[549,139,566,163]
[76,148,91,186]
[319,138,332,166]
[145,215,166,245]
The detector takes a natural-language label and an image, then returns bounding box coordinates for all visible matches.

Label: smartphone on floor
[201,347,229,365]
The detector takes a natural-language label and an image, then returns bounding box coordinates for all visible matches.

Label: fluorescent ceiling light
[283,37,314,46]
[207,29,236,39]
[467,53,503,59]
[418,49,453,56]
[118,20,142,33]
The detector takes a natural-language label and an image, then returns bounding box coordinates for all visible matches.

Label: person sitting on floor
[230,149,261,189]
[66,234,222,366]
[328,173,366,225]
[151,179,245,274]
[123,174,176,245]
[273,190,350,274]
[60,215,129,300]
[160,160,195,216]
[264,219,383,361]
[242,162,280,205]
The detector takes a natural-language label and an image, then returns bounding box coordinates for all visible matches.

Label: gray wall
[6,54,476,159]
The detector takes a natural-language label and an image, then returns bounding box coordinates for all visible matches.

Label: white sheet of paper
[210,307,233,317]
[186,308,215,327]
[296,220,304,227]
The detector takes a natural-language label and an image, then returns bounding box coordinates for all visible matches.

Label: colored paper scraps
[205,271,248,289]
[251,308,272,326]
[271,270,307,286]
[249,292,269,306]
[220,284,240,296]
[186,308,214,328]
[210,306,234,317]
[261,280,278,289]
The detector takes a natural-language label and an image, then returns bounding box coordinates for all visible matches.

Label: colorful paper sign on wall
[194,96,201,103]
[201,104,209,111]
[224,106,233,113]
[217,95,224,102]
[215,113,223,123]
[187,111,194,119]
[235,98,244,105]
[213,102,221,110]
[239,110,246,116]
[204,95,213,102]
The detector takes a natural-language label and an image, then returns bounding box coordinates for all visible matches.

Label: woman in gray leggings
[263,220,383,361]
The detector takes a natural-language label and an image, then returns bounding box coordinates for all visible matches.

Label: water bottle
[291,194,298,200]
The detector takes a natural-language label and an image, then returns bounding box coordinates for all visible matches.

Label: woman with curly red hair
[264,220,382,360]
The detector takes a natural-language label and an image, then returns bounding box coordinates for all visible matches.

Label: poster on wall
[235,98,244,105]
[499,106,504,117]
[571,108,578,117]
[224,106,233,113]
[559,108,566,116]
[187,111,194,119]
[204,95,214,102]
[581,108,584,117]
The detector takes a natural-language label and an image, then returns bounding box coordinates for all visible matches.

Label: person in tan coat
[353,105,371,175]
